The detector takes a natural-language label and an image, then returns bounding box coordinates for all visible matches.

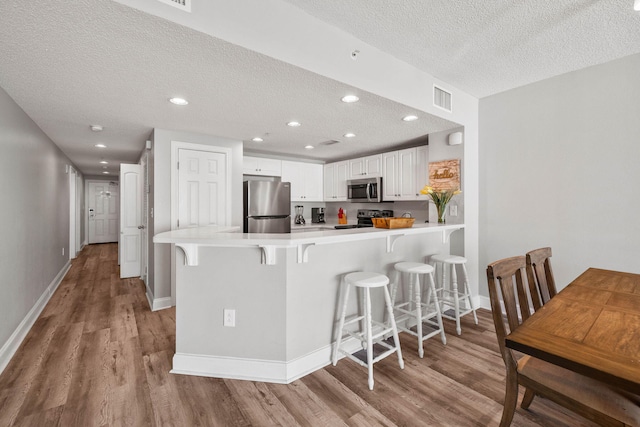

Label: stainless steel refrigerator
[243,181,291,233]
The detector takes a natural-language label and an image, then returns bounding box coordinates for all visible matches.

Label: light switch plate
[223,309,236,327]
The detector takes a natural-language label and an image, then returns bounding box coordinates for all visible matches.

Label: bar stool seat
[332,272,404,390]
[430,254,478,335]
[391,262,446,358]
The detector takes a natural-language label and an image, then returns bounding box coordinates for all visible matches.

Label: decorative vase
[436,203,447,224]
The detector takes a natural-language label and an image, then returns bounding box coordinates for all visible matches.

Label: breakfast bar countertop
[154,222,464,246]
[154,222,464,266]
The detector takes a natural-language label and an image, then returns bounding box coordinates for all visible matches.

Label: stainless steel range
[334,209,393,229]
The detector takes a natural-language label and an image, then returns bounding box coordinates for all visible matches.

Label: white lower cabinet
[324,161,348,201]
[281,161,323,201]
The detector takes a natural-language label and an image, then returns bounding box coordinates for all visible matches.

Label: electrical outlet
[450,205,458,216]
[62,247,65,256]
[223,309,236,327]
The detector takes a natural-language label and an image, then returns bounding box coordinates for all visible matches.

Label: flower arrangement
[420,185,461,223]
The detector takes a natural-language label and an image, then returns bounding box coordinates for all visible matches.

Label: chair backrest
[486,256,530,365]
[525,247,557,310]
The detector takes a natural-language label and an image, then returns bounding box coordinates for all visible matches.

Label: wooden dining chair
[487,256,640,427]
[525,247,557,310]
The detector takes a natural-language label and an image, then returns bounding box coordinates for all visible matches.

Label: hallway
[0,244,595,426]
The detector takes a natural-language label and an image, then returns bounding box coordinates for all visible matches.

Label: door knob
[137,225,145,229]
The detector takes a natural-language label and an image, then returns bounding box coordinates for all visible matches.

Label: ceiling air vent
[434,85,452,112]
[320,140,341,146]
[157,0,191,12]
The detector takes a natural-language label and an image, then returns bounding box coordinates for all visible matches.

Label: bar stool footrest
[441,308,475,320]
[348,337,398,366]
[406,321,443,341]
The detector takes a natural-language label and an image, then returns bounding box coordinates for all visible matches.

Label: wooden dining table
[505,267,640,395]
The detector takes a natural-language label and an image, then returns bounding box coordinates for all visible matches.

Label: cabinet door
[382,151,399,201]
[349,154,382,178]
[243,156,259,175]
[334,161,348,200]
[257,158,282,176]
[325,161,348,201]
[303,163,324,201]
[348,157,366,179]
[323,163,336,201]
[243,156,282,176]
[416,145,429,200]
[364,154,382,177]
[281,160,303,201]
[397,148,417,200]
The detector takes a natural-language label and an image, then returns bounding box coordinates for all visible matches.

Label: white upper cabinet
[416,145,429,200]
[324,161,348,201]
[382,151,400,201]
[382,146,430,201]
[281,161,323,202]
[243,156,282,176]
[348,154,382,179]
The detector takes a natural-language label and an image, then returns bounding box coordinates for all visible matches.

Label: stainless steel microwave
[347,177,382,203]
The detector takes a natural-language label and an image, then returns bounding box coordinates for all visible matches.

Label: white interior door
[87,181,119,244]
[141,153,149,285]
[69,168,77,258]
[120,164,142,278]
[76,174,82,251]
[178,149,228,228]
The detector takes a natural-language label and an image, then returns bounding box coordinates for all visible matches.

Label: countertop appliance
[334,209,393,229]
[294,205,305,225]
[311,207,325,223]
[243,181,291,233]
[347,177,383,203]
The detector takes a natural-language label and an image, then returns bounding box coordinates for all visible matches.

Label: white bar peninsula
[154,223,464,383]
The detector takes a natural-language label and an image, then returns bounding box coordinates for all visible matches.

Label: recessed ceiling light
[99,160,108,164]
[95,143,107,148]
[402,115,419,122]
[252,137,264,142]
[287,121,301,127]
[169,97,189,106]
[304,145,314,150]
[90,125,103,132]
[102,171,110,174]
[344,133,356,138]
[341,95,359,103]
[635,0,640,11]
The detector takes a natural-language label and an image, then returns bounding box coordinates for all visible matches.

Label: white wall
[148,129,243,303]
[0,86,76,371]
[479,53,640,296]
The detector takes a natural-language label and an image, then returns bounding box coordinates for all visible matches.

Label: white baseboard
[144,283,173,312]
[152,297,173,311]
[171,338,362,383]
[475,295,491,310]
[0,261,71,375]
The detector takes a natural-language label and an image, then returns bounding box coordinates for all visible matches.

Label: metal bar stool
[391,262,446,358]
[332,272,404,390]
[430,254,478,335]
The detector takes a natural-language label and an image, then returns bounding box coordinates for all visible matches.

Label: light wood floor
[0,243,598,426]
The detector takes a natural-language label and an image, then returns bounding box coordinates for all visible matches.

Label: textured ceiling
[1,0,639,176]
[284,0,640,97]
